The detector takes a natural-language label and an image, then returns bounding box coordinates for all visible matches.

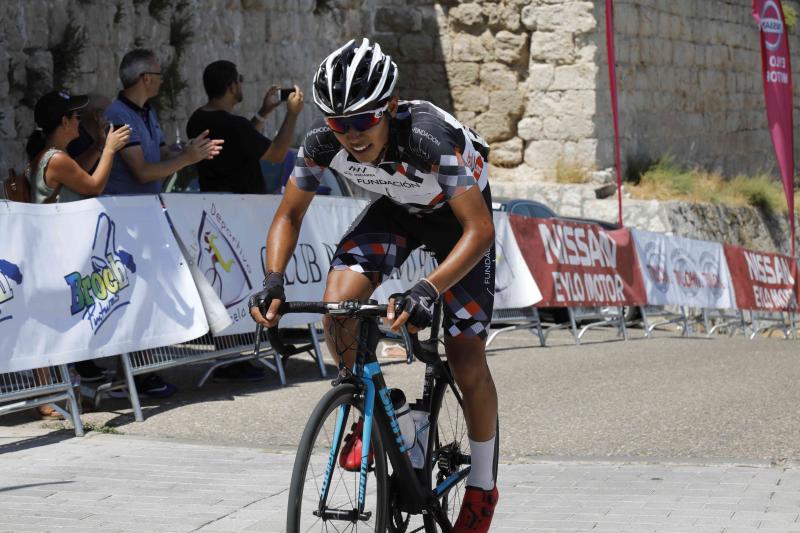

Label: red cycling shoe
[452,485,499,533]
[338,417,375,472]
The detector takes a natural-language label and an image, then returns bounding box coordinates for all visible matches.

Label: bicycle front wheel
[287,384,388,532]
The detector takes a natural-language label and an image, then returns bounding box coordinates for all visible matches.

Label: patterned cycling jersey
[291,100,490,213]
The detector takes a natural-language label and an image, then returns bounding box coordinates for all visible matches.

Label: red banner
[509,216,647,307]
[753,0,796,256]
[724,244,798,311]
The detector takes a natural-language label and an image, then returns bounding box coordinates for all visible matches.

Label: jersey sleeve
[409,116,477,202]
[289,119,340,192]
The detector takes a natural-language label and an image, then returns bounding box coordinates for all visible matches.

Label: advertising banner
[509,216,646,307]
[724,244,798,311]
[161,194,434,333]
[632,229,737,309]
[753,0,796,255]
[493,211,542,309]
[0,197,209,373]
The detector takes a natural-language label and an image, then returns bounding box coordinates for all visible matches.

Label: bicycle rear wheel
[287,384,388,532]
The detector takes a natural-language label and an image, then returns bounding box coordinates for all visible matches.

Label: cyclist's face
[332,97,397,164]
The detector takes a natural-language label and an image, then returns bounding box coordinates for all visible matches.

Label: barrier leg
[618,307,628,340]
[641,306,653,339]
[60,364,85,437]
[681,307,690,337]
[308,323,327,378]
[533,308,546,347]
[703,309,712,337]
[121,354,144,422]
[568,308,580,346]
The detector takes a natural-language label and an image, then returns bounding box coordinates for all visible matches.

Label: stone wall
[605,0,800,178]
[2,0,800,186]
[0,0,448,176]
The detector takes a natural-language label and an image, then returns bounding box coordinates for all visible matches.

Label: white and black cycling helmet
[312,38,398,115]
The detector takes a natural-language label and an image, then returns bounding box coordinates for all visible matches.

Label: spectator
[186,61,304,382]
[186,60,303,194]
[67,93,112,176]
[24,90,130,417]
[25,91,130,204]
[104,48,223,195]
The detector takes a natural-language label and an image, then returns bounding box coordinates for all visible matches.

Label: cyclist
[250,38,499,532]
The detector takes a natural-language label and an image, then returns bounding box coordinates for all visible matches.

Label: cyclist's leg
[321,269,373,367]
[323,198,415,367]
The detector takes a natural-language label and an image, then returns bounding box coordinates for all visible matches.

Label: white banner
[161,194,435,334]
[631,229,736,309]
[493,211,542,309]
[0,197,209,373]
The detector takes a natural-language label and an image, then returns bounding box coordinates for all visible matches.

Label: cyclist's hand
[388,279,438,333]
[248,272,285,327]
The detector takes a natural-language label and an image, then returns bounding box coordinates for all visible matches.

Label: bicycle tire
[287,383,388,532]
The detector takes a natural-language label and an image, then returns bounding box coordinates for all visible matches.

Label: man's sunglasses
[324,104,387,134]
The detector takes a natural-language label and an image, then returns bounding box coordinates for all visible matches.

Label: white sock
[466,435,496,490]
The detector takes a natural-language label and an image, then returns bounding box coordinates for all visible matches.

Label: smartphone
[279,88,296,101]
[107,123,127,133]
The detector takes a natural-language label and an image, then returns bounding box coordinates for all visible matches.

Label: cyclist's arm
[265,179,316,274]
[424,186,494,294]
[250,179,316,327]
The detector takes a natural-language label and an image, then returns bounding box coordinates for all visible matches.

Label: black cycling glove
[248,271,285,319]
[393,279,439,329]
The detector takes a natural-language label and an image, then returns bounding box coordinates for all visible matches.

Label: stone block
[560,89,596,114]
[455,110,477,127]
[374,7,421,33]
[525,63,555,91]
[494,30,527,65]
[563,138,598,167]
[242,10,267,46]
[0,106,14,139]
[490,137,523,166]
[524,90,560,117]
[25,50,53,101]
[529,31,574,64]
[452,32,492,62]
[489,90,525,118]
[523,139,563,169]
[487,5,521,32]
[399,34,435,62]
[550,63,597,91]
[452,86,489,112]
[521,2,595,34]
[480,62,518,91]
[20,0,50,49]
[446,62,480,88]
[474,110,515,143]
[448,2,485,31]
[543,113,594,141]
[517,117,543,140]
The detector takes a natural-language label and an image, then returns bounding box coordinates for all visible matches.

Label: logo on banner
[761,0,784,51]
[196,207,252,308]
[642,242,669,293]
[698,251,726,299]
[670,248,702,297]
[0,259,23,323]
[64,213,137,333]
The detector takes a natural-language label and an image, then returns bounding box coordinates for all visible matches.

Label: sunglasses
[324,104,387,134]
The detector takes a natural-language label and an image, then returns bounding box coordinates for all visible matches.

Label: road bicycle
[262,297,497,532]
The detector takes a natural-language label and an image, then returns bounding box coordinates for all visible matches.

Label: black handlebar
[256,300,441,364]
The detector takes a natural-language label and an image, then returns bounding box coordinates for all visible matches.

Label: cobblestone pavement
[1,432,799,532]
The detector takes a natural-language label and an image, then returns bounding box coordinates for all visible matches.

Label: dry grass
[553,160,592,184]
[629,158,798,214]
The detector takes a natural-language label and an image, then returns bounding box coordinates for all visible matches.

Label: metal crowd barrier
[0,365,84,436]
[748,310,797,340]
[93,324,326,422]
[487,306,628,347]
[702,308,750,337]
[486,306,545,348]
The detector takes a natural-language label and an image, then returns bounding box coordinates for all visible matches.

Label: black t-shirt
[186,109,272,194]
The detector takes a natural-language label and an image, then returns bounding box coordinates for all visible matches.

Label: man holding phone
[187,60,304,195]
